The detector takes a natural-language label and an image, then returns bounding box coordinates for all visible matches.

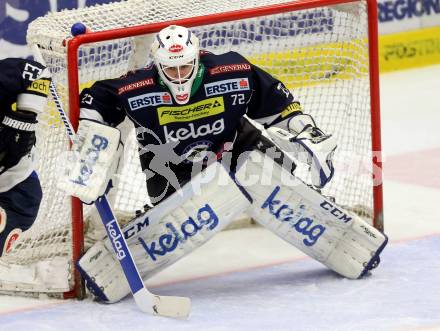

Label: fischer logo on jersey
[163,118,224,143]
[128,92,173,110]
[157,97,225,125]
[204,78,250,97]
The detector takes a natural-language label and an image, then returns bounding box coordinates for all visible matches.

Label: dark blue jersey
[0,59,47,243]
[0,58,48,113]
[0,58,49,193]
[80,51,301,170]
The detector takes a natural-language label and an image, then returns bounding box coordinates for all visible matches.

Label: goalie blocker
[57,120,122,204]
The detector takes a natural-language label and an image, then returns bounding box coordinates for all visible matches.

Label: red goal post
[1,0,384,299]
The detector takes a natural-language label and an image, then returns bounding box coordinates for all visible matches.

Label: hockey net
[0,0,382,298]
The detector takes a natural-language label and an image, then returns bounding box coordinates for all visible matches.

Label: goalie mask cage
[1,0,383,299]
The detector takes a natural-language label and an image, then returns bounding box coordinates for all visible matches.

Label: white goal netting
[0,0,381,297]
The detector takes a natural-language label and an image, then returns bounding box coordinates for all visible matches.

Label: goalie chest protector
[80,51,296,167]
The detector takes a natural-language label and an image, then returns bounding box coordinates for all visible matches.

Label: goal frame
[62,0,383,299]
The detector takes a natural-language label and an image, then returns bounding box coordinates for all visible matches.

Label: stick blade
[152,295,191,318]
[134,290,191,318]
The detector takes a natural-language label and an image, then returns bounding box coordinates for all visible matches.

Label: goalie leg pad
[77,162,251,303]
[235,148,387,279]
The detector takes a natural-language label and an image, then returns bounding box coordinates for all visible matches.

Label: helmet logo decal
[169,44,183,53]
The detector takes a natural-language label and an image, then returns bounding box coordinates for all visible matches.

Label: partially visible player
[0,58,51,256]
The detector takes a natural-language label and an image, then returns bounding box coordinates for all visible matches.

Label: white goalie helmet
[151,25,200,104]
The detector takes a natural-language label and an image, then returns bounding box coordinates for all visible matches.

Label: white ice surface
[0,65,439,331]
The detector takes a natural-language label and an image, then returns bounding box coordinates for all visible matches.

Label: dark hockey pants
[0,171,42,256]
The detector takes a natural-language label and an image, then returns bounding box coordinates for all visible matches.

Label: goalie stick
[31,45,191,318]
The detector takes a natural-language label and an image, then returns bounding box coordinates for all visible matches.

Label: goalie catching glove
[57,120,122,204]
[268,113,337,188]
